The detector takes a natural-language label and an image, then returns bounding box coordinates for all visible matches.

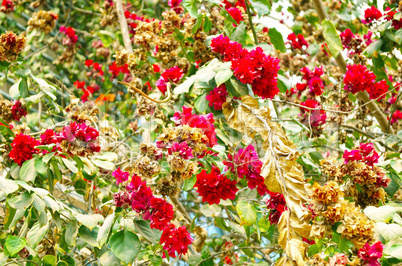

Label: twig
[244,0,258,44]
[118,81,172,103]
[72,6,102,16]
[115,0,133,53]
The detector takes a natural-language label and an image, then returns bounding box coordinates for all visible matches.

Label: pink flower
[227,7,243,25]
[11,100,27,121]
[167,142,193,159]
[112,167,130,185]
[358,241,383,266]
[299,99,327,127]
[329,253,348,266]
[206,84,228,110]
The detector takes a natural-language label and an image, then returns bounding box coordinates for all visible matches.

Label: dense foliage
[2,0,402,265]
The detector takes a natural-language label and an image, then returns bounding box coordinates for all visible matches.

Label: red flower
[195,166,238,205]
[368,80,389,101]
[11,100,27,121]
[343,143,379,166]
[167,142,193,159]
[300,67,324,96]
[391,110,402,124]
[40,129,60,145]
[60,122,100,153]
[344,64,375,94]
[148,198,174,230]
[112,167,130,185]
[127,175,154,213]
[227,7,243,25]
[160,224,193,258]
[156,67,184,95]
[299,99,327,127]
[74,80,86,89]
[266,192,287,224]
[385,8,402,30]
[358,241,383,266]
[206,84,228,110]
[153,64,161,73]
[363,6,382,24]
[9,133,39,166]
[224,145,268,195]
[85,60,93,67]
[168,0,182,8]
[287,33,308,50]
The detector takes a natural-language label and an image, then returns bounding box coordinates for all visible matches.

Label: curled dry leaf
[222,96,311,265]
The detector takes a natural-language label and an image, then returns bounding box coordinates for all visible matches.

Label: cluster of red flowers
[124,10,151,34]
[206,84,228,110]
[194,166,238,205]
[224,144,268,196]
[74,80,100,102]
[297,67,324,96]
[299,99,327,127]
[0,0,14,13]
[109,61,130,76]
[167,142,193,159]
[386,7,402,30]
[358,241,383,266]
[9,133,39,166]
[85,59,105,81]
[340,29,372,54]
[59,26,78,44]
[113,170,192,257]
[11,100,27,121]
[343,143,379,167]
[391,110,402,124]
[160,224,193,258]
[168,0,183,14]
[266,191,287,224]
[344,64,389,101]
[363,6,382,24]
[210,35,280,99]
[227,7,243,25]
[60,122,101,152]
[156,66,184,95]
[287,33,308,50]
[172,106,217,147]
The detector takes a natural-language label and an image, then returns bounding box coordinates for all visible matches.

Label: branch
[311,0,394,134]
[115,0,133,53]
[244,0,258,44]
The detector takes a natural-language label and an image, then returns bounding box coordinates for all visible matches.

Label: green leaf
[377,222,402,241]
[76,214,98,230]
[225,77,248,97]
[34,157,48,175]
[15,69,31,78]
[322,19,343,58]
[97,213,115,247]
[27,222,49,247]
[7,191,35,210]
[215,69,233,86]
[309,151,323,165]
[0,178,19,195]
[332,232,353,253]
[19,78,29,98]
[200,204,221,217]
[231,22,247,45]
[277,74,291,93]
[183,174,197,191]
[110,230,141,264]
[43,255,56,266]
[65,220,78,246]
[134,220,161,243]
[79,225,99,247]
[364,206,396,222]
[365,39,383,56]
[61,157,78,173]
[20,159,37,183]
[236,201,257,226]
[203,16,212,32]
[100,251,121,266]
[194,93,208,114]
[193,14,204,34]
[5,235,26,256]
[248,0,270,15]
[183,0,198,18]
[391,160,402,174]
[268,28,285,52]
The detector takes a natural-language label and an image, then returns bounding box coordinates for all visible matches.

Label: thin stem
[244,0,258,44]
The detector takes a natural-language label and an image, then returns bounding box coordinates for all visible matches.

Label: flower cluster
[298,67,324,96]
[74,80,100,102]
[109,61,130,76]
[224,144,268,196]
[363,6,382,24]
[343,143,379,167]
[27,10,58,34]
[266,192,287,224]
[210,35,280,99]
[391,110,402,125]
[156,66,184,95]
[168,0,183,14]
[160,224,193,258]
[299,99,327,128]
[0,31,26,62]
[113,171,192,257]
[59,26,78,44]
[194,166,238,205]
[85,60,105,80]
[59,122,101,157]
[227,7,243,25]
[340,29,373,55]
[9,133,39,166]
[343,65,389,101]
[11,100,27,121]
[386,8,402,30]
[0,0,13,13]
[206,84,228,110]
[287,33,308,50]
[358,241,383,266]
[172,106,217,147]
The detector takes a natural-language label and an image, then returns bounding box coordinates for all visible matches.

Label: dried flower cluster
[0,31,26,62]
[27,10,58,34]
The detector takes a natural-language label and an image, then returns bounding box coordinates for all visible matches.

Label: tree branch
[115,0,133,53]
